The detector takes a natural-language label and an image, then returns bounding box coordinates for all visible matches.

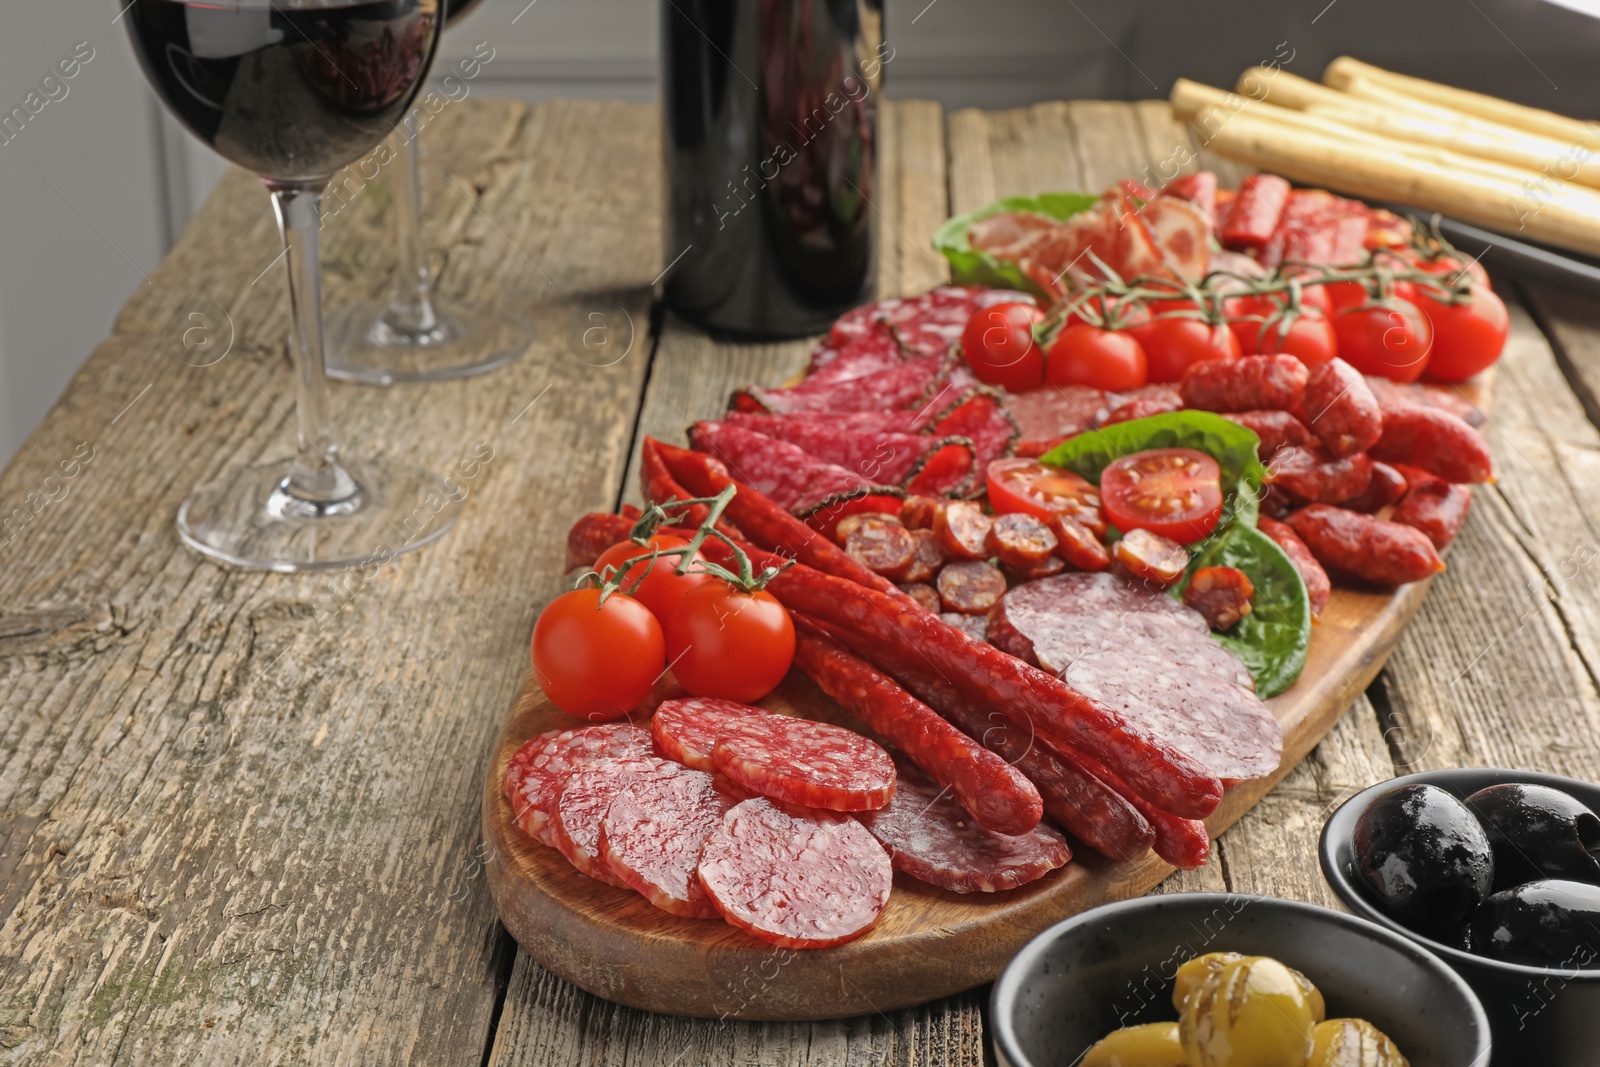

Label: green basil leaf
[932,192,1100,298]
[1178,522,1310,698]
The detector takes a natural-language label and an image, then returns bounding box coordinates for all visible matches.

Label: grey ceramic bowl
[990,892,1489,1067]
[1322,768,1600,1065]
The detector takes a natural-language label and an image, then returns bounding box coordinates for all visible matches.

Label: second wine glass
[326,0,530,384]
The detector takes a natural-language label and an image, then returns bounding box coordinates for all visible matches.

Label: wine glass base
[177,457,460,572]
[326,299,531,384]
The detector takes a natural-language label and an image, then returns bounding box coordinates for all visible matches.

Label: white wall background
[5,0,1600,466]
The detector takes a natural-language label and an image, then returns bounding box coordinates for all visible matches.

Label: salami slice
[712,714,896,811]
[803,331,906,386]
[732,352,944,416]
[989,574,1282,781]
[550,756,680,883]
[720,412,976,497]
[689,421,903,523]
[1005,386,1109,457]
[600,766,734,917]
[930,391,1019,487]
[859,760,1071,893]
[651,697,767,772]
[506,724,656,846]
[828,287,1023,359]
[697,797,893,949]
[503,729,563,801]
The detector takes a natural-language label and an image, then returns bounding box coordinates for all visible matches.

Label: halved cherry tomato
[532,588,664,721]
[593,534,709,626]
[1333,298,1434,383]
[1417,282,1508,382]
[1045,324,1148,391]
[1132,318,1240,383]
[1101,447,1224,544]
[986,457,1102,523]
[665,581,795,703]
[960,302,1045,391]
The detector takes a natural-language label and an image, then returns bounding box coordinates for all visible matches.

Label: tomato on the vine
[1132,317,1240,383]
[1405,248,1489,287]
[665,581,795,703]
[986,457,1102,521]
[532,588,664,721]
[1044,324,1148,391]
[1333,298,1435,383]
[1066,294,1151,331]
[960,301,1045,391]
[593,534,709,627]
[1229,296,1337,367]
[1100,448,1224,544]
[1416,282,1508,382]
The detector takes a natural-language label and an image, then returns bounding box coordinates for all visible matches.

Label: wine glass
[324,0,531,383]
[126,0,461,570]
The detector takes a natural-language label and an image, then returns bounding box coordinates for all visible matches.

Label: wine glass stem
[389,116,441,332]
[267,180,356,506]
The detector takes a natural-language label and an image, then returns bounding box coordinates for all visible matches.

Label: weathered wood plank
[0,99,660,1065]
[1372,294,1600,779]
[492,99,975,1067]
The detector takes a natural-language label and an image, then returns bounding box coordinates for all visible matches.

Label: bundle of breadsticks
[1171,57,1600,257]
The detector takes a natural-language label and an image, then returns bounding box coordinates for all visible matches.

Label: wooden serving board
[482,379,1491,1022]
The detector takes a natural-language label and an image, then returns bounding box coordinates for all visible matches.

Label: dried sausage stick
[685,534,1224,817]
[1180,355,1308,413]
[653,439,924,609]
[1368,403,1494,484]
[791,618,1043,836]
[828,635,1156,862]
[1258,516,1332,620]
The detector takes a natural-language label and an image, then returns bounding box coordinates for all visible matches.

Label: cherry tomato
[1417,283,1509,382]
[1257,310,1338,367]
[1324,280,1371,313]
[1333,298,1435,383]
[1045,324,1148,391]
[593,534,710,626]
[1405,248,1489,286]
[960,302,1045,391]
[986,457,1102,521]
[1297,283,1334,314]
[1132,318,1240,383]
[665,581,795,703]
[532,588,664,721]
[1101,447,1224,544]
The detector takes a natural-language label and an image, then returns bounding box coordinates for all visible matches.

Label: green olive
[1179,956,1317,1067]
[1172,953,1326,1023]
[1172,952,1246,1013]
[1080,1022,1186,1067]
[1309,1019,1410,1066]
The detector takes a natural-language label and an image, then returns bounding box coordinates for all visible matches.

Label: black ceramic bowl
[1323,768,1600,1065]
[990,892,1489,1067]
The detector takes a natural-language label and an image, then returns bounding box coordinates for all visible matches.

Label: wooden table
[4,96,1600,1066]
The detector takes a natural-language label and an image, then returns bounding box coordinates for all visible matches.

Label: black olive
[1464,783,1600,890]
[1471,879,1600,968]
[1353,783,1495,932]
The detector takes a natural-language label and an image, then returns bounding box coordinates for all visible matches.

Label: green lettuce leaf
[1036,410,1309,696]
[1177,523,1310,698]
[1036,410,1269,525]
[931,192,1100,298]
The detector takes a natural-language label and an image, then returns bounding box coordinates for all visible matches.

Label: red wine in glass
[126,0,461,571]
